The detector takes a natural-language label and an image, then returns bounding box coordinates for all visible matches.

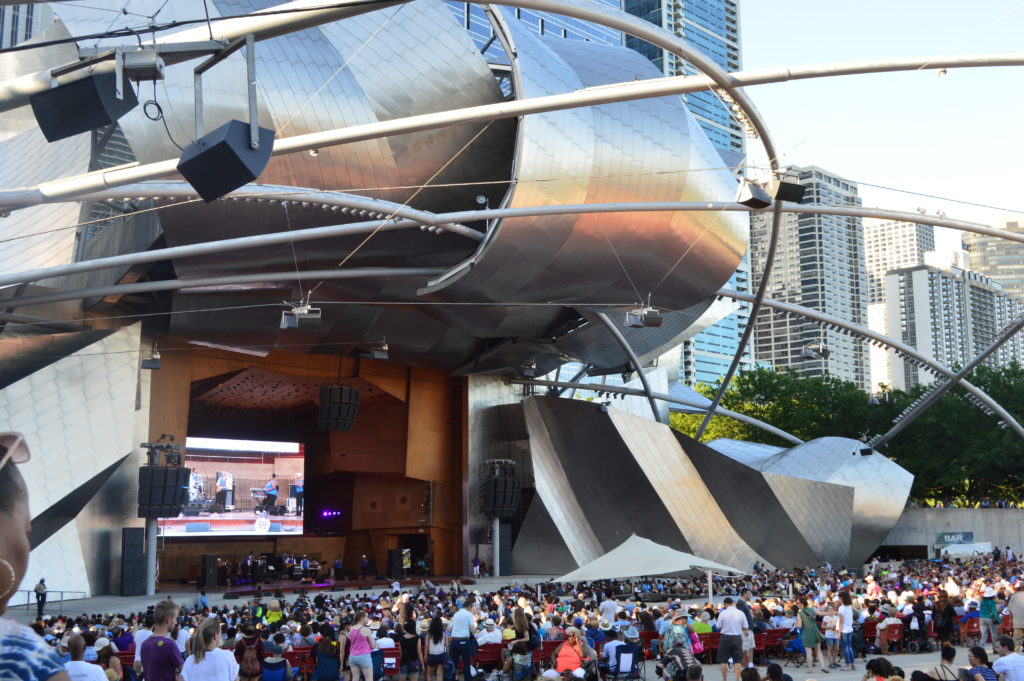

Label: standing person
[423,617,448,681]
[233,624,263,681]
[215,473,229,509]
[736,589,756,670]
[262,474,278,510]
[982,588,1002,655]
[181,618,238,681]
[361,555,369,579]
[397,621,423,681]
[64,636,107,681]
[837,592,856,671]
[472,557,481,578]
[34,578,47,619]
[994,636,1024,681]
[348,611,377,681]
[133,614,155,677]
[141,600,184,681]
[293,473,304,513]
[449,595,478,681]
[1009,588,1024,652]
[796,597,829,675]
[716,598,749,681]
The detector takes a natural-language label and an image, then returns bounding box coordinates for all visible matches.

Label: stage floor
[163,511,303,536]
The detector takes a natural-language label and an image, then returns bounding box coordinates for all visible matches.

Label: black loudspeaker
[29,72,139,143]
[774,181,807,204]
[176,119,275,202]
[138,466,190,518]
[386,549,402,580]
[499,523,512,575]
[480,476,522,518]
[120,527,146,596]
[318,385,361,431]
[202,554,219,588]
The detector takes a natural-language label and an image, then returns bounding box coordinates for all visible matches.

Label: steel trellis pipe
[595,312,663,424]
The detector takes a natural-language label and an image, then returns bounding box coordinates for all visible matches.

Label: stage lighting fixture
[735,179,772,209]
[280,303,321,330]
[859,448,873,457]
[30,72,139,142]
[371,340,389,360]
[141,345,162,370]
[177,119,275,202]
[521,361,537,378]
[625,306,663,328]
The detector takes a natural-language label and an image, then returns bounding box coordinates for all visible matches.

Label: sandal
[821,669,830,674]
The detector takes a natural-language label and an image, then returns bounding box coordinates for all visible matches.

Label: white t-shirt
[376,637,396,649]
[65,660,109,681]
[134,630,153,662]
[994,653,1024,681]
[476,629,503,645]
[177,627,191,652]
[599,600,618,625]
[838,605,854,634]
[181,647,240,681]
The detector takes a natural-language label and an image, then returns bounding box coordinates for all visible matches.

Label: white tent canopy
[554,534,745,582]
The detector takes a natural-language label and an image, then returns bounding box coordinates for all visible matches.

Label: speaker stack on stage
[479,460,522,519]
[318,385,360,431]
[201,554,219,588]
[137,465,190,518]
[120,527,145,596]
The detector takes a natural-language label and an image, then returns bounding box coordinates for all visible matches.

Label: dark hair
[866,658,895,678]
[739,668,761,681]
[840,591,852,606]
[969,647,991,667]
[0,462,26,515]
[429,616,445,645]
[910,672,931,681]
[998,635,1015,653]
[686,665,704,681]
[941,643,956,662]
[765,664,784,681]
[404,621,417,636]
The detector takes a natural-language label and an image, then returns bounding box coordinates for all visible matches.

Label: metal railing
[9,589,87,616]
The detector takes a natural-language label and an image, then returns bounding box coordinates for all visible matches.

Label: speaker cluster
[137,465,190,518]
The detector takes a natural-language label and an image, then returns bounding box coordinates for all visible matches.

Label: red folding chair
[535,640,562,672]
[381,648,401,677]
[960,619,981,647]
[475,643,503,671]
[638,632,660,659]
[883,623,904,654]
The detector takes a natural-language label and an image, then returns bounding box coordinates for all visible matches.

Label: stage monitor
[161,437,305,537]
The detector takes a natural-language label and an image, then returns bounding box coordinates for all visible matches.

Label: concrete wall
[883,508,1024,554]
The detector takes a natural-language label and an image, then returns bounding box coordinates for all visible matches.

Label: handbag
[689,632,704,654]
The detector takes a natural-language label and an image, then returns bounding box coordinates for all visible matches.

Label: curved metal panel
[424,16,746,313]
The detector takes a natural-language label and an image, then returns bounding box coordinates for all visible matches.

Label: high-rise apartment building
[0,4,52,49]
[863,219,935,304]
[623,0,751,387]
[884,265,1024,390]
[963,216,1024,300]
[751,166,869,389]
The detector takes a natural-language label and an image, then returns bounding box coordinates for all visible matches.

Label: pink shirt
[349,627,372,656]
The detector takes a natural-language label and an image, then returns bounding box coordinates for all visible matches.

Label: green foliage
[668,364,1024,504]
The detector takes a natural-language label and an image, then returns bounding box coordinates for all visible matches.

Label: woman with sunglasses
[0,433,70,681]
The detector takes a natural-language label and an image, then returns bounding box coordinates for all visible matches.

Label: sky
[739,0,1024,255]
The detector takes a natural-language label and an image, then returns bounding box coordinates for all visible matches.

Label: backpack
[241,640,262,678]
[528,625,541,651]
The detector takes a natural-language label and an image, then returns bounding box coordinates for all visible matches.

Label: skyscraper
[963,216,1024,300]
[751,166,868,389]
[884,265,1024,390]
[0,4,52,50]
[623,0,750,387]
[863,219,936,304]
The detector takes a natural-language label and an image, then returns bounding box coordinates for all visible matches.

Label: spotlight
[625,306,663,328]
[371,339,389,360]
[141,344,162,370]
[521,361,537,378]
[735,179,772,209]
[280,303,321,330]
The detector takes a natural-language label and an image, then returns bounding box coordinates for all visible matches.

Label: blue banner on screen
[935,531,974,545]
[162,437,304,537]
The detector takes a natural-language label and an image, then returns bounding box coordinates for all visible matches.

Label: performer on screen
[293,472,304,513]
[263,473,279,509]
[215,471,230,507]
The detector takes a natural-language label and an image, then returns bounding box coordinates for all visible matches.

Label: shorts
[349,654,373,669]
[825,637,838,647]
[717,634,743,663]
[427,653,447,667]
[400,661,423,675]
[741,631,754,652]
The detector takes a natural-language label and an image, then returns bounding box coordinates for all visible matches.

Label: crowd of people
[8,440,1024,681]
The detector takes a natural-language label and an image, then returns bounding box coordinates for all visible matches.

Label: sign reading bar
[935,531,975,545]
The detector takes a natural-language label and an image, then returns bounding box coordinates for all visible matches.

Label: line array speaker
[120,527,145,596]
[318,385,361,431]
[201,554,219,588]
[138,466,190,518]
[480,476,522,518]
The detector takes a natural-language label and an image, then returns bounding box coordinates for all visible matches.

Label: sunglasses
[0,432,30,471]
